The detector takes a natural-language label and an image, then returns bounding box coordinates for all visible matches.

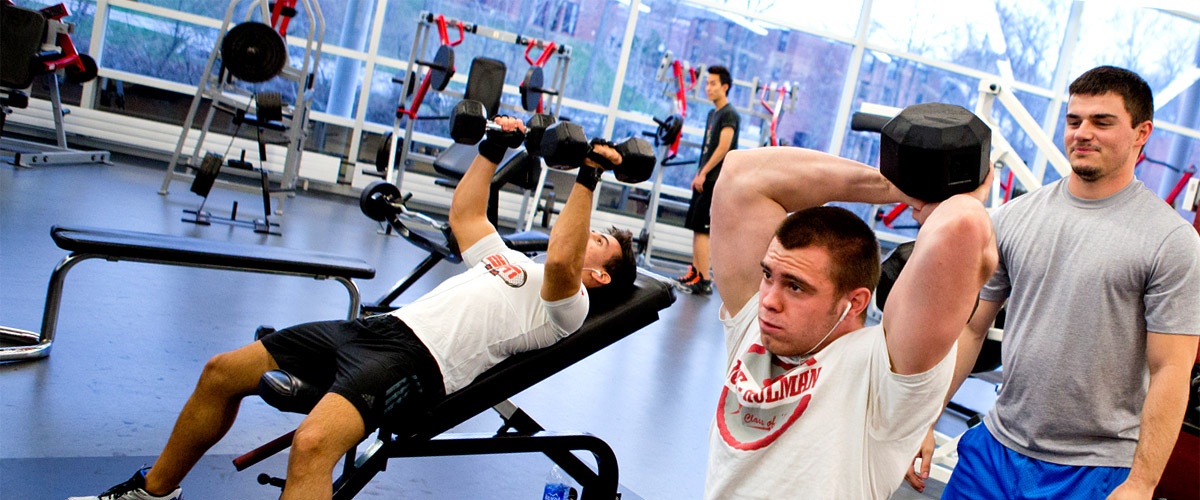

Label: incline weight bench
[235,270,675,499]
[0,226,375,362]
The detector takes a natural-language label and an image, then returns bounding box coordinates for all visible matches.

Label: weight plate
[64,54,98,84]
[221,22,287,83]
[359,180,401,222]
[190,153,224,198]
[519,66,544,112]
[375,133,393,174]
[256,91,283,122]
[429,45,455,91]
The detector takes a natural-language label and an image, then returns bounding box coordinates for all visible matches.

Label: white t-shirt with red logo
[391,232,589,393]
[705,294,954,499]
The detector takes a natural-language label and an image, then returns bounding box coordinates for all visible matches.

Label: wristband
[575,165,602,191]
[477,137,508,165]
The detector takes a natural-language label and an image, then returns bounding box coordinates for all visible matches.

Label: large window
[617,0,854,189]
[1071,6,1200,125]
[376,0,631,108]
[8,0,1198,226]
[869,0,1072,88]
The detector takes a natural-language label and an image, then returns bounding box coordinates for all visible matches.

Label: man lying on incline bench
[71,117,639,500]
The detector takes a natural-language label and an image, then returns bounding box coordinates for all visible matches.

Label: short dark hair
[1068,66,1154,126]
[600,226,637,291]
[708,65,732,89]
[774,207,880,298]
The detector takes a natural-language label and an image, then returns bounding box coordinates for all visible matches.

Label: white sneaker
[68,468,182,500]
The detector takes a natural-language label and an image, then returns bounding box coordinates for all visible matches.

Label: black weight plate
[221,22,287,83]
[190,153,224,197]
[375,133,393,174]
[656,115,683,146]
[359,180,401,222]
[520,66,543,112]
[429,45,455,91]
[64,54,98,84]
[256,91,283,122]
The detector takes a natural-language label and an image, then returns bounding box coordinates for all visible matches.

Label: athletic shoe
[68,468,182,500]
[676,277,713,296]
[674,265,698,285]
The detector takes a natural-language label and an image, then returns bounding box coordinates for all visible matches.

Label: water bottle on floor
[542,465,578,500]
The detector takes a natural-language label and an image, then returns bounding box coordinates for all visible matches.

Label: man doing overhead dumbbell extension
[703,103,997,499]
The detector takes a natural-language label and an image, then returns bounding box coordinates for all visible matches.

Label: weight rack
[380,11,572,234]
[158,0,325,216]
[635,52,798,264]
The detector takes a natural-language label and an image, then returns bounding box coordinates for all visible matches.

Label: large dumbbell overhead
[539,121,656,184]
[448,99,556,156]
[879,103,991,202]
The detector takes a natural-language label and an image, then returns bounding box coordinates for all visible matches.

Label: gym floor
[0,151,985,499]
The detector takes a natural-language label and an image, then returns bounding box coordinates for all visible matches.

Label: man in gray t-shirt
[909,66,1200,499]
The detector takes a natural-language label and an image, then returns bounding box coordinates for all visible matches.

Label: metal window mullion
[1031,0,1084,183]
[80,0,112,109]
[346,0,391,186]
[601,0,643,140]
[829,0,872,155]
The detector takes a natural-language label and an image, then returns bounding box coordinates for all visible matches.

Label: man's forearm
[1123,365,1192,491]
[448,155,498,228]
[723,147,913,213]
[698,144,730,178]
[543,175,595,284]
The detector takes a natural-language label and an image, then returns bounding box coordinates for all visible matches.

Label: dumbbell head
[879,103,991,202]
[540,121,590,169]
[612,137,656,183]
[524,114,556,157]
[449,99,488,145]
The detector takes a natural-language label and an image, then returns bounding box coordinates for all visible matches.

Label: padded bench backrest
[1,4,48,89]
[391,270,676,439]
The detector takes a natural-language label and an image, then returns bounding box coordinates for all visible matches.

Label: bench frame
[0,231,370,362]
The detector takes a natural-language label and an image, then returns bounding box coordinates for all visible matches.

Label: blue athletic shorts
[942,424,1131,500]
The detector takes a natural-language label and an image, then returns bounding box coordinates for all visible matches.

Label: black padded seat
[501,230,549,253]
[396,270,675,439]
[0,4,47,90]
[51,226,375,280]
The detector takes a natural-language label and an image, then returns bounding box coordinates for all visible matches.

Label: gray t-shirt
[980,177,1200,467]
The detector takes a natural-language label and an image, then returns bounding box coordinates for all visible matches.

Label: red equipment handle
[269,0,297,35]
[881,204,908,226]
[435,15,465,47]
[1166,170,1195,206]
[666,61,697,157]
[524,40,557,67]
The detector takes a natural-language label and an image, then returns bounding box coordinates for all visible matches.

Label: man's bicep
[452,219,498,257]
[1146,331,1200,373]
[711,170,783,314]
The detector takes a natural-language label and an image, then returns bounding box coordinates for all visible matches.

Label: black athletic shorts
[259,315,445,431]
[684,166,721,233]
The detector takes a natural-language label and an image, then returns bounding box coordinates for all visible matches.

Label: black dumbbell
[876,103,992,202]
[448,99,556,156]
[539,122,657,184]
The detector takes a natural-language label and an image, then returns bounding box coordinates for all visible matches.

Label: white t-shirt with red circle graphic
[392,232,588,394]
[705,293,954,500]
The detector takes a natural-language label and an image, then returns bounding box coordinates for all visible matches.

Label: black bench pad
[51,226,376,280]
[391,270,675,440]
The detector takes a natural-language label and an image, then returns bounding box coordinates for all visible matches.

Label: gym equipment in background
[0,1,110,167]
[374,12,572,237]
[159,0,324,219]
[631,53,798,266]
